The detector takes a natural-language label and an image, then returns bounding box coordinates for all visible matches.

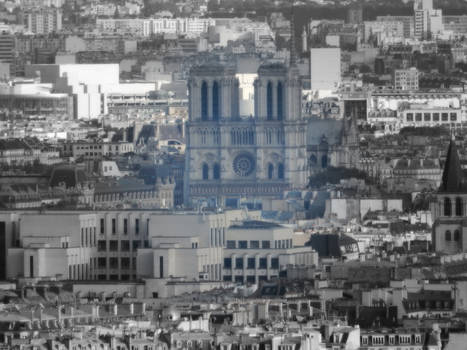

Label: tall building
[414,0,443,40]
[184,61,307,208]
[22,7,62,34]
[431,139,467,254]
[394,67,419,91]
[310,48,341,91]
[347,5,363,25]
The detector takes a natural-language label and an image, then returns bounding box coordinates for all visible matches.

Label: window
[212,81,220,121]
[271,258,279,269]
[247,258,255,269]
[223,275,232,281]
[278,163,284,180]
[133,240,141,251]
[415,113,422,121]
[97,240,107,252]
[201,81,208,121]
[246,275,256,284]
[224,258,232,269]
[277,82,283,120]
[100,218,105,234]
[442,113,449,121]
[111,218,116,234]
[135,218,139,235]
[267,81,273,120]
[202,163,209,180]
[433,113,440,121]
[121,257,130,269]
[213,163,220,180]
[361,337,368,345]
[268,163,274,180]
[444,197,452,216]
[456,197,463,216]
[238,240,248,249]
[259,258,267,269]
[235,258,243,269]
[424,113,431,121]
[262,240,270,249]
[451,113,457,121]
[97,257,106,268]
[123,218,127,234]
[109,257,118,269]
[121,240,130,251]
[226,240,236,249]
[109,240,118,251]
[250,240,259,249]
[406,113,413,121]
[454,230,460,242]
[446,230,452,241]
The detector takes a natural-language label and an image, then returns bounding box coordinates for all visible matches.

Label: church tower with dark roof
[431,139,467,254]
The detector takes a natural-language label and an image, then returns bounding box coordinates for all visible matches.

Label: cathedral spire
[289,0,297,67]
[440,138,466,193]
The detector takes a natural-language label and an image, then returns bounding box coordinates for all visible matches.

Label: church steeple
[289,0,297,67]
[440,139,466,193]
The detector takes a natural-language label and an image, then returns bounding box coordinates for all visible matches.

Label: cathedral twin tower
[184,62,307,207]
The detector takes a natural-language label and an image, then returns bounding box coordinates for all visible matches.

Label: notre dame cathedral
[184,61,308,208]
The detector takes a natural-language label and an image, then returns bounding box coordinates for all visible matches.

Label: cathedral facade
[184,62,307,208]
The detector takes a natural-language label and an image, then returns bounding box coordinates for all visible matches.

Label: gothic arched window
[201,81,208,121]
[268,163,274,180]
[456,197,463,216]
[444,197,452,217]
[267,81,273,120]
[454,230,461,242]
[278,163,284,179]
[277,81,283,121]
[202,163,209,180]
[213,163,220,180]
[212,81,220,121]
[310,154,317,166]
[446,230,452,241]
[321,155,328,169]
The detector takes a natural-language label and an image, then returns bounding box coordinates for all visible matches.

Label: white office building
[310,48,341,91]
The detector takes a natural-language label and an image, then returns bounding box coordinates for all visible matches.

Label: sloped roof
[439,140,467,193]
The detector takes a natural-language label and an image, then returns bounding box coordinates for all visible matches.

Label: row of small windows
[406,112,457,122]
[201,81,220,121]
[443,197,463,217]
[265,128,285,145]
[445,230,461,242]
[199,128,221,145]
[97,239,150,252]
[231,128,255,145]
[267,163,285,180]
[226,239,292,249]
[99,218,149,235]
[202,163,220,180]
[266,81,284,121]
[224,257,279,269]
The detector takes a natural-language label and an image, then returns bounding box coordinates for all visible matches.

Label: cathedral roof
[439,139,467,193]
[190,63,236,76]
[307,117,344,146]
[257,62,288,75]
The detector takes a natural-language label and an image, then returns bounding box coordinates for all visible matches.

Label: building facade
[184,62,307,208]
[431,140,467,254]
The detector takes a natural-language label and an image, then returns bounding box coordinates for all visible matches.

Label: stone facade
[184,62,307,207]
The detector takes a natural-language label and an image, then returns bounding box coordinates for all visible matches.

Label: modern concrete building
[222,220,318,284]
[310,48,341,91]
